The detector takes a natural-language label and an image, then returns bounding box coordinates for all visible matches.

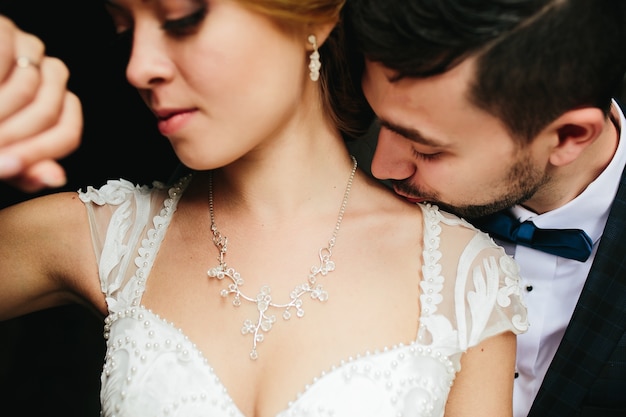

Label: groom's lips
[393,186,426,204]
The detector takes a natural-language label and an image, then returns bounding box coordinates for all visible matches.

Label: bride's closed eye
[162,5,208,37]
[104,2,208,40]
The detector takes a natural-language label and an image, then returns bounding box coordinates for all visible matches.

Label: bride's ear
[306,21,337,49]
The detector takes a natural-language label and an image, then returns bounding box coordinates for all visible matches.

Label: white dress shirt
[502,101,626,417]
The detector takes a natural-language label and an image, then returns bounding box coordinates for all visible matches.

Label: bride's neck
[206,151,358,222]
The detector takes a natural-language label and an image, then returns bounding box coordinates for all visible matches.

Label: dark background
[0,1,178,416]
[1,1,625,416]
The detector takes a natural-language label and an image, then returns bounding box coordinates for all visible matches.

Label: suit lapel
[528,166,626,415]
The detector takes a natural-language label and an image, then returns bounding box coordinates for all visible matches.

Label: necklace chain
[207,156,357,360]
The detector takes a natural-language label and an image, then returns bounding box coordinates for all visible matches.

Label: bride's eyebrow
[104,0,124,10]
[104,0,156,7]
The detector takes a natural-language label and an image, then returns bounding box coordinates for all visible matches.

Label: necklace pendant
[238,286,280,360]
[207,256,333,360]
[206,156,358,359]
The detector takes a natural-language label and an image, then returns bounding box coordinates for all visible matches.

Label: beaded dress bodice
[78,176,528,417]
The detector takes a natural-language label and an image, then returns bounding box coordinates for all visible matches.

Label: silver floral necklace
[207,156,357,360]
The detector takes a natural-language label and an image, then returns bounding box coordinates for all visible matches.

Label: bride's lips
[154,109,196,135]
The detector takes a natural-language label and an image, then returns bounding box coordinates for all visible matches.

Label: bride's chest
[101,308,458,417]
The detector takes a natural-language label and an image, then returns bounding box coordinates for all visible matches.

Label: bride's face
[105,0,313,170]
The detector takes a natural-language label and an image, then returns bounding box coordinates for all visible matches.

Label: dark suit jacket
[527,164,626,417]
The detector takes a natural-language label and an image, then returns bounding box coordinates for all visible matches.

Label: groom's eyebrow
[378,119,447,147]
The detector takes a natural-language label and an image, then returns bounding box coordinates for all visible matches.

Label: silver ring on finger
[15,56,41,70]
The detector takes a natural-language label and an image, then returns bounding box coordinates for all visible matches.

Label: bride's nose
[125,22,175,90]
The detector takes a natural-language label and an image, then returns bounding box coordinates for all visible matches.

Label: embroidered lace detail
[420,204,445,318]
[497,256,529,331]
[128,176,191,309]
[79,176,192,315]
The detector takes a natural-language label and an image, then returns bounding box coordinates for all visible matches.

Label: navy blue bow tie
[473,211,593,262]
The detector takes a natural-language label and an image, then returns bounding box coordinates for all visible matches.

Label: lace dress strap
[78,175,192,314]
[417,203,528,351]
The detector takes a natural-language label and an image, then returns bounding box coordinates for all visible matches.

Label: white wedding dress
[79,175,528,417]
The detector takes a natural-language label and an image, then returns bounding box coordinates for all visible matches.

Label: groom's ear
[546,107,606,167]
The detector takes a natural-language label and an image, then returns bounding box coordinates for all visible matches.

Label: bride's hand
[0,15,83,192]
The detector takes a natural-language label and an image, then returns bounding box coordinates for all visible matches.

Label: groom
[346,0,626,416]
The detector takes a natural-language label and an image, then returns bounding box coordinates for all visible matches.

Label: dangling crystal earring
[308,34,321,82]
